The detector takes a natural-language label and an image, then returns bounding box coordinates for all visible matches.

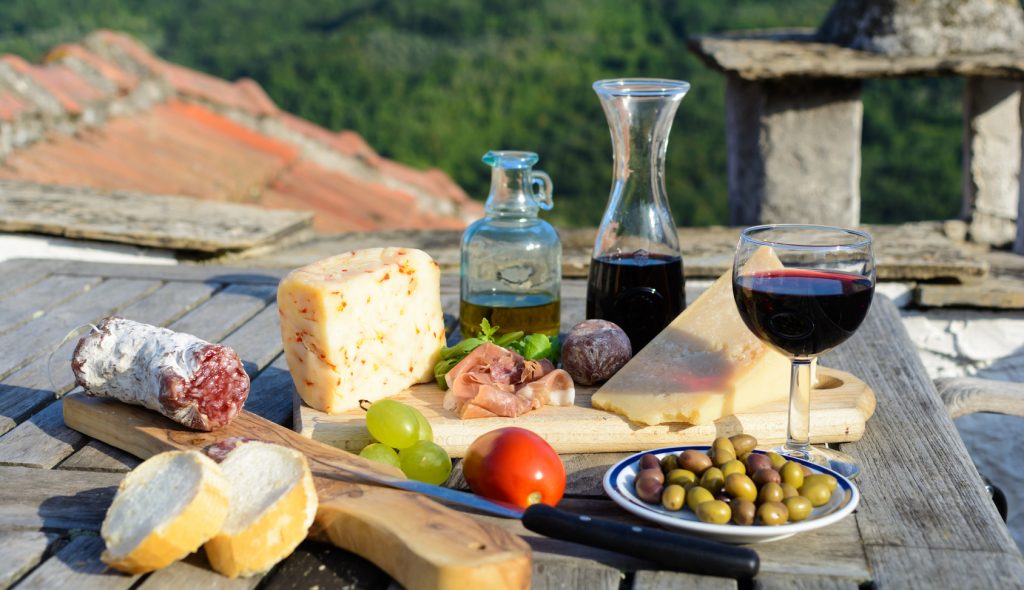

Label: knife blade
[310,457,760,580]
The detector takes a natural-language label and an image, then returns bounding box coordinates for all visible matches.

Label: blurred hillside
[0,0,965,228]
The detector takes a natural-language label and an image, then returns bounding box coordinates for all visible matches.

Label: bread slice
[101,450,230,573]
[204,442,318,578]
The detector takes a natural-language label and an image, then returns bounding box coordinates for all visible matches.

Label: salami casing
[72,317,249,431]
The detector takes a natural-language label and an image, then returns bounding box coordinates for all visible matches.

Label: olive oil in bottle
[459,151,561,338]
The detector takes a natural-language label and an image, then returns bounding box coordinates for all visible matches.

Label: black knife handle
[521,503,759,580]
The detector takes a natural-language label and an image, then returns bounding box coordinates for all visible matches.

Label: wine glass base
[773,445,860,480]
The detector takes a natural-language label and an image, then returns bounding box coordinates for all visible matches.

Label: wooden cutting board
[62,393,532,590]
[297,366,875,457]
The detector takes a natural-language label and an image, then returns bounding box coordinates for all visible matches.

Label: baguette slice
[204,442,318,578]
[101,450,230,573]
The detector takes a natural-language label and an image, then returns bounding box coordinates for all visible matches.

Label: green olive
[737,451,751,463]
[721,459,746,478]
[661,484,685,511]
[758,481,785,504]
[767,451,787,470]
[757,501,789,526]
[679,449,713,475]
[696,500,732,524]
[784,496,813,522]
[660,453,679,474]
[732,498,756,526]
[686,485,715,511]
[665,468,698,488]
[752,468,781,487]
[780,461,805,489]
[729,433,757,456]
[711,436,736,466]
[801,482,832,507]
[724,473,758,502]
[699,467,725,494]
[803,474,838,492]
[781,483,799,499]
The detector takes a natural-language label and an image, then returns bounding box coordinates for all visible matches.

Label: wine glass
[732,225,874,479]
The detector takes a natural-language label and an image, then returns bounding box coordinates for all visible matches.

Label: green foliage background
[0,0,965,227]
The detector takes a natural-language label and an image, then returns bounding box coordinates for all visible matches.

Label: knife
[310,457,760,581]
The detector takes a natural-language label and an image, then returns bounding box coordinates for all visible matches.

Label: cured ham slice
[442,343,575,419]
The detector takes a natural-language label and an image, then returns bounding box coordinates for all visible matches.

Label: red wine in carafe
[586,251,685,352]
[733,268,874,357]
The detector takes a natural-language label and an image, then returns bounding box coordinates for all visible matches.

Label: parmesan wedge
[591,247,790,425]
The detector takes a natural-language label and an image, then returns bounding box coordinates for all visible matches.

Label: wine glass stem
[786,357,816,455]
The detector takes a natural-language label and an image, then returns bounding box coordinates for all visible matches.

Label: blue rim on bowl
[603,445,860,544]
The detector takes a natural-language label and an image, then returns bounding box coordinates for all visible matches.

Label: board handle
[312,479,531,590]
[521,504,759,580]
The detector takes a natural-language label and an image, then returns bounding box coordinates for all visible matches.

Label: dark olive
[700,467,725,495]
[665,468,698,488]
[660,453,679,473]
[745,453,773,475]
[781,461,805,489]
[757,501,789,526]
[758,482,784,504]
[729,433,757,456]
[785,496,813,522]
[661,484,685,511]
[732,498,756,526]
[639,454,661,471]
[724,473,758,502]
[638,467,664,485]
[686,486,715,511]
[679,450,713,475]
[696,500,731,524]
[752,468,781,487]
[635,474,664,504]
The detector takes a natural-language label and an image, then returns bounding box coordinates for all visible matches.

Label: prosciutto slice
[442,342,575,419]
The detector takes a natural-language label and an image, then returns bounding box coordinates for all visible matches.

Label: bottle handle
[531,170,553,211]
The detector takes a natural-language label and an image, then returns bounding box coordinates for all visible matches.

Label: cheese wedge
[591,247,790,425]
[278,247,446,414]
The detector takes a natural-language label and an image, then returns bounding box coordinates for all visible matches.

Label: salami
[72,317,249,431]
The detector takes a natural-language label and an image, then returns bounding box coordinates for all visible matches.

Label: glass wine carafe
[459,151,561,338]
[587,79,690,352]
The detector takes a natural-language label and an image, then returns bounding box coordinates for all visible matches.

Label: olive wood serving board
[297,366,875,457]
[62,393,532,590]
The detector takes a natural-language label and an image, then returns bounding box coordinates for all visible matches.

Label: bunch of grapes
[359,399,452,485]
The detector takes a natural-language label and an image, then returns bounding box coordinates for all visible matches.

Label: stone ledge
[688,29,1024,81]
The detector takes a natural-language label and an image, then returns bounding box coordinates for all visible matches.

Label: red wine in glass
[733,269,874,358]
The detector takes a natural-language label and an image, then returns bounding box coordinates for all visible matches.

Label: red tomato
[462,427,566,509]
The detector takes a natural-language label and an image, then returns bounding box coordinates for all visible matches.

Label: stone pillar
[726,75,863,227]
[962,77,1021,247]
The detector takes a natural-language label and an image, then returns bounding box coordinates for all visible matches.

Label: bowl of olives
[602,435,860,543]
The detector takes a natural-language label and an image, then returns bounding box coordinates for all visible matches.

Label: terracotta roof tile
[0,55,110,114]
[86,30,165,77]
[0,90,32,121]
[45,43,139,92]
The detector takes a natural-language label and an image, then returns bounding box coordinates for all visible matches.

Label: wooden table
[1,258,1022,589]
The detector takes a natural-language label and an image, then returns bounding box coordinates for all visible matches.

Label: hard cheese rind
[278,247,446,414]
[591,247,790,425]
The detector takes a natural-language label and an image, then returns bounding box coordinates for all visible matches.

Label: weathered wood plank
[219,302,283,378]
[0,399,84,468]
[0,280,216,435]
[0,531,55,590]
[633,570,735,590]
[55,261,287,284]
[0,181,312,253]
[820,297,1020,555]
[863,545,1024,588]
[248,355,296,426]
[13,534,138,590]
[166,283,276,340]
[753,573,859,590]
[255,541,390,590]
[0,278,160,380]
[58,440,140,473]
[531,554,623,590]
[935,376,1024,419]
[0,259,65,302]
[0,466,120,531]
[136,553,261,590]
[0,275,101,335]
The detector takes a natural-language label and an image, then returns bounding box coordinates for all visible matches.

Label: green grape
[399,440,452,485]
[412,407,433,442]
[359,443,400,468]
[365,400,419,450]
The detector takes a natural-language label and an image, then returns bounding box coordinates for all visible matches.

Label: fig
[561,320,632,385]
